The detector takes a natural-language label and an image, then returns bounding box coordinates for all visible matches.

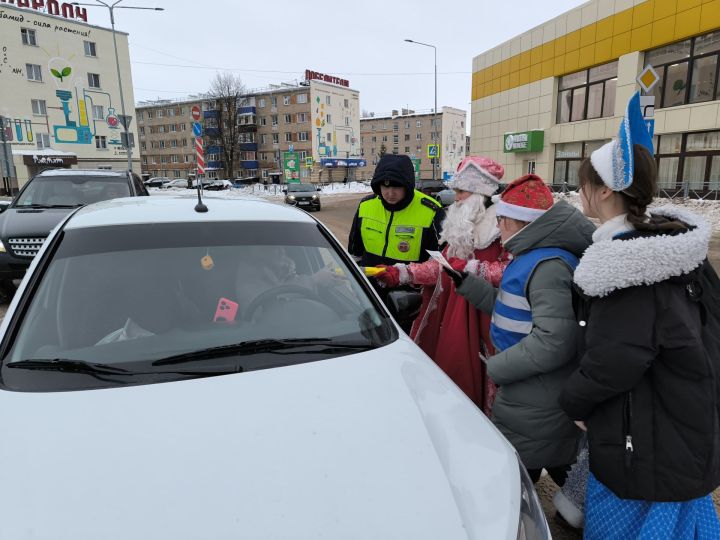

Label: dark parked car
[0,169,148,284]
[283,183,321,211]
[415,180,446,200]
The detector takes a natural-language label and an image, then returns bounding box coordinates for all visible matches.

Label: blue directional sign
[192,122,202,137]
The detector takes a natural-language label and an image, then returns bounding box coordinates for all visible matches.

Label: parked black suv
[283,183,321,211]
[0,169,148,283]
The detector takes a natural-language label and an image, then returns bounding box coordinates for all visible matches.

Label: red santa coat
[404,216,508,415]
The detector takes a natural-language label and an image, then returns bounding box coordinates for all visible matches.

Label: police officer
[348,154,444,267]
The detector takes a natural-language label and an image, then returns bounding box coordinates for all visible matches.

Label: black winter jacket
[560,207,720,502]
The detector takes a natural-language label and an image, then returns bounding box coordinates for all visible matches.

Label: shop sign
[0,1,89,23]
[23,153,77,166]
[503,130,544,153]
[304,69,349,88]
[320,158,366,168]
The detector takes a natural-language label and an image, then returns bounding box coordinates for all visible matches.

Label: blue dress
[584,473,720,539]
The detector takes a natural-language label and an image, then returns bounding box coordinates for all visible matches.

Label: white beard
[440,193,488,259]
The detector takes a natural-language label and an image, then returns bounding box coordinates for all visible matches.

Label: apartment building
[359,107,467,181]
[0,2,139,190]
[471,0,720,195]
[135,98,201,179]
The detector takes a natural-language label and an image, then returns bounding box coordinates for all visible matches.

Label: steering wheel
[243,284,329,321]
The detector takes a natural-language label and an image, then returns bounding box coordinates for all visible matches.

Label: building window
[147,111,153,119]
[283,96,290,105]
[31,99,47,116]
[393,135,399,143]
[271,115,278,126]
[285,132,293,142]
[170,124,177,132]
[392,147,399,154]
[260,116,267,126]
[36,133,51,149]
[552,140,607,186]
[157,109,164,118]
[404,134,410,141]
[404,146,410,153]
[371,124,375,131]
[382,135,388,142]
[84,40,97,57]
[557,61,618,124]
[654,131,720,192]
[272,133,279,143]
[298,131,309,142]
[271,96,277,107]
[260,134,268,144]
[344,99,349,108]
[404,121,410,129]
[345,117,350,126]
[171,140,178,148]
[416,121,422,128]
[87,73,101,88]
[137,111,144,121]
[647,31,720,108]
[326,133,332,142]
[158,125,165,133]
[21,28,37,46]
[259,98,266,108]
[284,114,292,124]
[26,63,42,82]
[345,134,350,143]
[172,155,179,163]
[296,113,307,123]
[297,94,308,104]
[95,135,107,149]
[159,140,166,149]
[139,127,145,136]
[416,133,422,140]
[325,96,331,105]
[92,105,104,120]
[371,136,377,142]
[326,114,332,124]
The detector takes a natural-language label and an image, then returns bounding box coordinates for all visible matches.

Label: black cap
[371,154,415,191]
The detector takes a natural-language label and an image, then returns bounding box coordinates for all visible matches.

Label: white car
[0,196,549,540]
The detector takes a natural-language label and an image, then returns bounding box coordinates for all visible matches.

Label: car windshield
[288,184,316,192]
[1,221,396,391]
[14,176,130,207]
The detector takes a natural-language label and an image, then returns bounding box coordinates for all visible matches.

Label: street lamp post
[72,1,163,174]
[404,38,438,183]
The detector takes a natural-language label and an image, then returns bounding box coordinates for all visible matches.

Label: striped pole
[195,136,205,175]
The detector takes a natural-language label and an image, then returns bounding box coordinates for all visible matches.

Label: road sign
[427,144,439,159]
[637,65,660,93]
[191,105,202,122]
[305,157,313,167]
[640,95,655,139]
[410,157,421,181]
[288,144,294,152]
[192,122,202,137]
[118,115,132,130]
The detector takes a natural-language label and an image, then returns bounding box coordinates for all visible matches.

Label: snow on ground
[556,191,720,230]
[149,181,372,201]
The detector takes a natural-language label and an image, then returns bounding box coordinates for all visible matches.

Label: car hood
[0,207,73,239]
[0,339,520,540]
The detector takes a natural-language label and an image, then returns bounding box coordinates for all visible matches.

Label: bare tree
[206,72,246,178]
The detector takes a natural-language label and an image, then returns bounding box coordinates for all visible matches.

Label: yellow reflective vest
[358,191,441,262]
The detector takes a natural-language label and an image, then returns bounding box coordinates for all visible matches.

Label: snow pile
[555,192,720,231]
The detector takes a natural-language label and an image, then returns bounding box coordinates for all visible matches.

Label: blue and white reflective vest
[490,247,579,352]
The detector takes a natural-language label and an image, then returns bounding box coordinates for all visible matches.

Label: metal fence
[552,181,720,200]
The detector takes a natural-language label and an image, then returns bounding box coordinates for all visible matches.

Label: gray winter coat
[456,200,595,469]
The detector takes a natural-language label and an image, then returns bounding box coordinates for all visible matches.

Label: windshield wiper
[152,338,373,366]
[14,203,82,209]
[7,358,132,375]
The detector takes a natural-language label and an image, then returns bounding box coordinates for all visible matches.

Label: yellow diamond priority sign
[637,65,660,93]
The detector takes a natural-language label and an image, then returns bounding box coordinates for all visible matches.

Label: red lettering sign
[304,69,349,88]
[0,0,89,22]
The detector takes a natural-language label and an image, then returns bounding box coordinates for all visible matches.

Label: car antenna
[194,177,208,213]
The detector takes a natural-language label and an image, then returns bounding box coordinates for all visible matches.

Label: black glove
[442,265,468,288]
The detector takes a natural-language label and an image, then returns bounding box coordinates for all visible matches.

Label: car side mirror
[386,290,423,328]
[282,189,287,194]
[316,188,321,191]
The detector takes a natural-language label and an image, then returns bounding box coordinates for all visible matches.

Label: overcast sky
[91,0,586,116]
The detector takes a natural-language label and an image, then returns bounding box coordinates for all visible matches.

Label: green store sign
[503,130,544,153]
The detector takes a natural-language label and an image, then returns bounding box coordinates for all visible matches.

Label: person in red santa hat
[373,156,510,414]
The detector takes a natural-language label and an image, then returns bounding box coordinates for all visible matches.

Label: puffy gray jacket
[456,200,595,469]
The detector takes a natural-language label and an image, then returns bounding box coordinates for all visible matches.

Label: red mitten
[374,265,401,287]
[447,257,467,272]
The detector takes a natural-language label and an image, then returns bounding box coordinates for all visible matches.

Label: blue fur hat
[590,91,654,192]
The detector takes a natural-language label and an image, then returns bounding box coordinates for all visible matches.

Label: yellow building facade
[471,0,720,195]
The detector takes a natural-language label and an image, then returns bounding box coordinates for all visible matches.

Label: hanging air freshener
[201,250,214,271]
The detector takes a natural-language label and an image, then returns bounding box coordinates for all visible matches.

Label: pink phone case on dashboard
[213,297,239,322]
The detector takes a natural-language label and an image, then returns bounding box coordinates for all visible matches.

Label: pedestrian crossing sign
[305,157,313,167]
[427,144,439,159]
